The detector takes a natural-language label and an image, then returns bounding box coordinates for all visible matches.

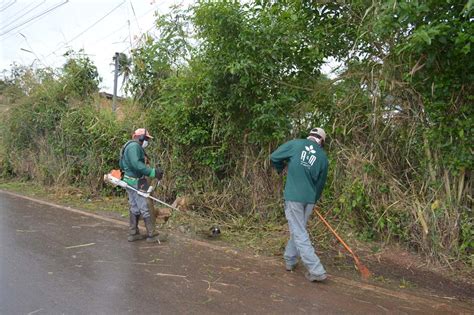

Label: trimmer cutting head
[209,226,221,237]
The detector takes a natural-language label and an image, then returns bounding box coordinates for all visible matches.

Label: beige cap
[309,128,326,141]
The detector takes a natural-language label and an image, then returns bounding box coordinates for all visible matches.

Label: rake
[314,207,371,280]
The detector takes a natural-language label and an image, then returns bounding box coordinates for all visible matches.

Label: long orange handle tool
[314,208,371,280]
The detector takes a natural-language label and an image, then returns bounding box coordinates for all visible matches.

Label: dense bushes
[0,52,137,191]
[1,1,472,264]
[129,1,472,262]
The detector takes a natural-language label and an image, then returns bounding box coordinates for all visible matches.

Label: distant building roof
[99,91,124,101]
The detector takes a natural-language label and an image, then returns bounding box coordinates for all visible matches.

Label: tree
[62,50,101,100]
[117,52,131,92]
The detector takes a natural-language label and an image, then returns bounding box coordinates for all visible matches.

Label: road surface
[0,190,472,314]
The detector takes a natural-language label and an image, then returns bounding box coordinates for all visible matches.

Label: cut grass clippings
[0,179,366,265]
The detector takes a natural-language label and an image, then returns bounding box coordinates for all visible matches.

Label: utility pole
[112,52,119,112]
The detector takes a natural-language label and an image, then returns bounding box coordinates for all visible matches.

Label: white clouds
[1,1,342,95]
[0,0,186,94]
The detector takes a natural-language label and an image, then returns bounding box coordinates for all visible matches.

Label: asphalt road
[0,190,472,315]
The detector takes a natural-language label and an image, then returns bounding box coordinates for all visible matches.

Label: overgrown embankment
[0,2,472,266]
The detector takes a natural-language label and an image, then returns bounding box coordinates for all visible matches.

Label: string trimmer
[104,172,221,237]
[103,172,180,212]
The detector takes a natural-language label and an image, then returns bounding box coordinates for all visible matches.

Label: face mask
[141,140,149,149]
[307,136,322,145]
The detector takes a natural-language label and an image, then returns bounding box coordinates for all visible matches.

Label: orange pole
[314,207,371,279]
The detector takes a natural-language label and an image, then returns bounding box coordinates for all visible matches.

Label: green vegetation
[0,1,472,266]
[0,180,129,217]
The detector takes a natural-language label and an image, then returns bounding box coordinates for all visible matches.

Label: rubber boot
[144,216,159,243]
[128,213,145,242]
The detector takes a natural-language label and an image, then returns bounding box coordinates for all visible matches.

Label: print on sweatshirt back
[300,144,317,168]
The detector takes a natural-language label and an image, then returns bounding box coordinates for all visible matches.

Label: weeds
[0,1,472,268]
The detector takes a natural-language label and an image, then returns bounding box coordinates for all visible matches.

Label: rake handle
[314,207,362,265]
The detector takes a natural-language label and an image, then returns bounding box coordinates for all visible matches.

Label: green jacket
[119,140,155,186]
[270,139,328,204]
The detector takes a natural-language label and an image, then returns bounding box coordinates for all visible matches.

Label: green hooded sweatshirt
[270,138,328,204]
[119,140,155,186]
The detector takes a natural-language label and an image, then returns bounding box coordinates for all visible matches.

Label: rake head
[355,260,371,280]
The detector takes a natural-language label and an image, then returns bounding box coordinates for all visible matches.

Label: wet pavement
[1,190,473,314]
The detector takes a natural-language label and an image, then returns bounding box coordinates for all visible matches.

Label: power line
[0,0,46,32]
[119,2,189,55]
[44,0,126,59]
[129,0,141,34]
[2,0,39,22]
[0,0,16,12]
[0,2,50,43]
[92,14,130,44]
[63,1,125,45]
[0,0,68,37]
[91,3,156,47]
[120,22,157,54]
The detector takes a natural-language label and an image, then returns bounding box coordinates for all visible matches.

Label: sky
[0,0,338,96]
[0,0,190,95]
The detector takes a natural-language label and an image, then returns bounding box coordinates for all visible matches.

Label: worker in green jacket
[270,128,328,282]
[120,128,163,243]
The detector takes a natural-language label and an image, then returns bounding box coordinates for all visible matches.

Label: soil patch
[361,245,474,302]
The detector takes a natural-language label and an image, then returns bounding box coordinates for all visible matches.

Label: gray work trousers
[284,200,326,276]
[126,187,151,219]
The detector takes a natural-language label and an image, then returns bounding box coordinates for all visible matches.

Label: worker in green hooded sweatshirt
[120,128,163,243]
[270,128,328,282]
